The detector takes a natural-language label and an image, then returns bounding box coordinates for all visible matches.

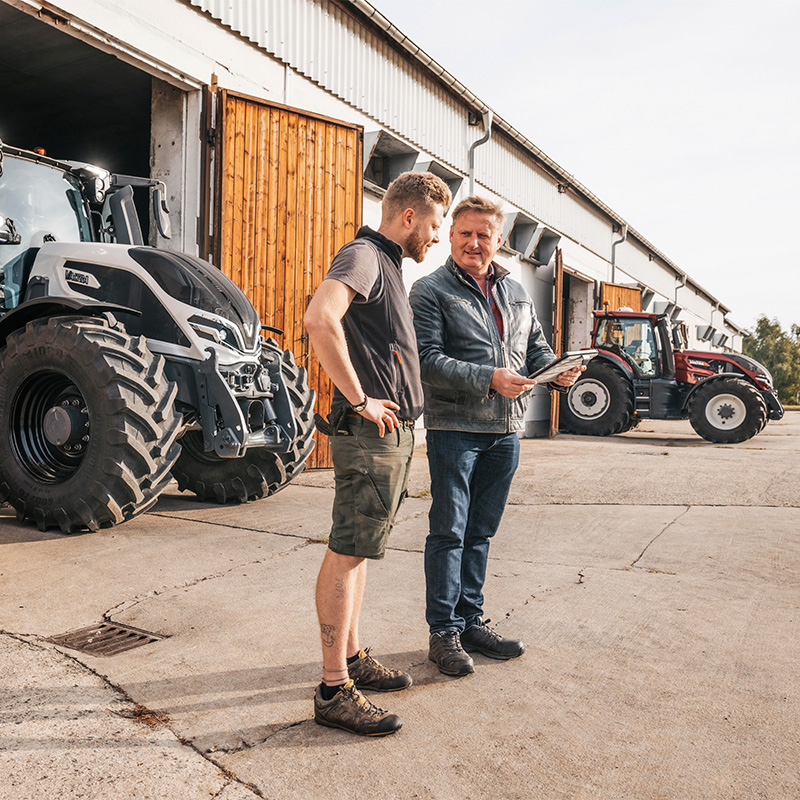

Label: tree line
[743,316,800,406]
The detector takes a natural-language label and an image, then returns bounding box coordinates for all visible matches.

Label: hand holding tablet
[528,349,598,385]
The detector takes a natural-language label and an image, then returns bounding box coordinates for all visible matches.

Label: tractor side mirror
[152,184,171,240]
[0,215,22,245]
[672,321,688,351]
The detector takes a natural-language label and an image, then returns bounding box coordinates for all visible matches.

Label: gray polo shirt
[324,226,423,420]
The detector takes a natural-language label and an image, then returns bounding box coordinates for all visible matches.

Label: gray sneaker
[348,648,413,692]
[314,680,402,736]
[428,630,475,677]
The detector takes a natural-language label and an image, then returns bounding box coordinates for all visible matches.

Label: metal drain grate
[47,622,166,656]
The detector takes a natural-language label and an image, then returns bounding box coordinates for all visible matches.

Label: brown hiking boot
[348,648,412,692]
[314,680,402,736]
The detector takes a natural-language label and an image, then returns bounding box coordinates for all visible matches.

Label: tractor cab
[591,310,676,381]
[0,141,170,312]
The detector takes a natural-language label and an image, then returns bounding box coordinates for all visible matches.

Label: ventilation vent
[363,129,418,192]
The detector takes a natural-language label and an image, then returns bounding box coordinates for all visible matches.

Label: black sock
[346,651,361,665]
[319,682,344,701]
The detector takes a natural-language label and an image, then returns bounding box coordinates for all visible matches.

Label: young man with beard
[305,171,451,736]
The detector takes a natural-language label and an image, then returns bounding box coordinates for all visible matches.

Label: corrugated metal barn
[0,0,747,451]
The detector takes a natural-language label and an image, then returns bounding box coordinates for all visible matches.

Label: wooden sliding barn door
[209,90,363,469]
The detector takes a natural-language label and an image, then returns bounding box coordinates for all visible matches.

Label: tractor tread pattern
[559,359,635,436]
[0,316,182,533]
[687,376,767,444]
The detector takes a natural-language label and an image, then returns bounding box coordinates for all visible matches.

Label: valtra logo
[64,267,100,289]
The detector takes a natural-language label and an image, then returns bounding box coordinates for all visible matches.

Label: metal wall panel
[189,2,602,233]
[191,0,468,166]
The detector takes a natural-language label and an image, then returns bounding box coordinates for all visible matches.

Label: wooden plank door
[211,90,363,469]
[599,281,642,312]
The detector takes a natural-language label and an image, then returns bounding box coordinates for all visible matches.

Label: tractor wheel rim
[10,370,89,483]
[569,379,610,419]
[704,393,746,429]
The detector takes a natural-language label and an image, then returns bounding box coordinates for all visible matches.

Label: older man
[409,195,581,677]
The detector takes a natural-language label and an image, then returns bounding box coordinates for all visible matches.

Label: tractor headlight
[188,315,240,349]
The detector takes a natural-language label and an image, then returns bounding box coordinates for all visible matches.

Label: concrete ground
[1,413,798,800]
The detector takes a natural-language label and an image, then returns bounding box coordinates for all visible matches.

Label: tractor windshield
[596,317,657,377]
[0,155,93,309]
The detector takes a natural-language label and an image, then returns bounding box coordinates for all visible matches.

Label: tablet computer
[528,349,598,384]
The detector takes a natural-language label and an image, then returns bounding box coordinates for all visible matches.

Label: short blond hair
[451,195,505,232]
[382,171,452,219]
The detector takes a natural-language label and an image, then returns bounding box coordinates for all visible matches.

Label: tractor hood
[682,349,773,389]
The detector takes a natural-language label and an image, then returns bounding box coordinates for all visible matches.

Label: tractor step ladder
[633,380,651,417]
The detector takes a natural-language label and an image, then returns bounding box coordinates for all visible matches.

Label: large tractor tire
[617,414,642,434]
[560,359,635,436]
[172,345,315,503]
[687,377,767,444]
[0,316,182,533]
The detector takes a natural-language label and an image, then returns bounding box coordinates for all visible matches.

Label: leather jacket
[409,257,556,433]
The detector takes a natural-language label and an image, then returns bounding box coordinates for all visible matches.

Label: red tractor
[560,310,783,443]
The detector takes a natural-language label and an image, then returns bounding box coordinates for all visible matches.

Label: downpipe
[610,223,628,284]
[468,110,493,196]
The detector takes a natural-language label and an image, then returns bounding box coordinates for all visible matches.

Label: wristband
[351,395,368,413]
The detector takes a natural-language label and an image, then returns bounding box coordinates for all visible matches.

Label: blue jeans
[425,429,520,633]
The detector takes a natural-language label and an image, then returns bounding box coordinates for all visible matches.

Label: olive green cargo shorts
[328,415,415,560]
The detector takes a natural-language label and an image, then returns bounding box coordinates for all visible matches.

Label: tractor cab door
[654,316,676,379]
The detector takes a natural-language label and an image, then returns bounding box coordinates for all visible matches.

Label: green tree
[743,315,800,405]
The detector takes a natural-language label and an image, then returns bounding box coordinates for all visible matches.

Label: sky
[373,0,800,333]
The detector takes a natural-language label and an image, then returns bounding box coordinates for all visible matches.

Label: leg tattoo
[321,624,336,648]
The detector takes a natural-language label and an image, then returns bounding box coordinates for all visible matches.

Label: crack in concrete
[499,545,681,624]
[207,719,307,755]
[0,629,41,648]
[502,595,535,622]
[102,539,314,625]
[148,511,322,542]
[630,506,691,569]
[386,544,424,555]
[10,633,266,799]
[178,736,265,797]
[209,782,231,800]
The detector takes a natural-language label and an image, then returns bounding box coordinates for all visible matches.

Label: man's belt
[314,407,414,436]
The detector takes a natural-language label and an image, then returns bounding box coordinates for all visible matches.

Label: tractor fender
[0,297,140,348]
[681,373,754,413]
[593,350,636,382]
